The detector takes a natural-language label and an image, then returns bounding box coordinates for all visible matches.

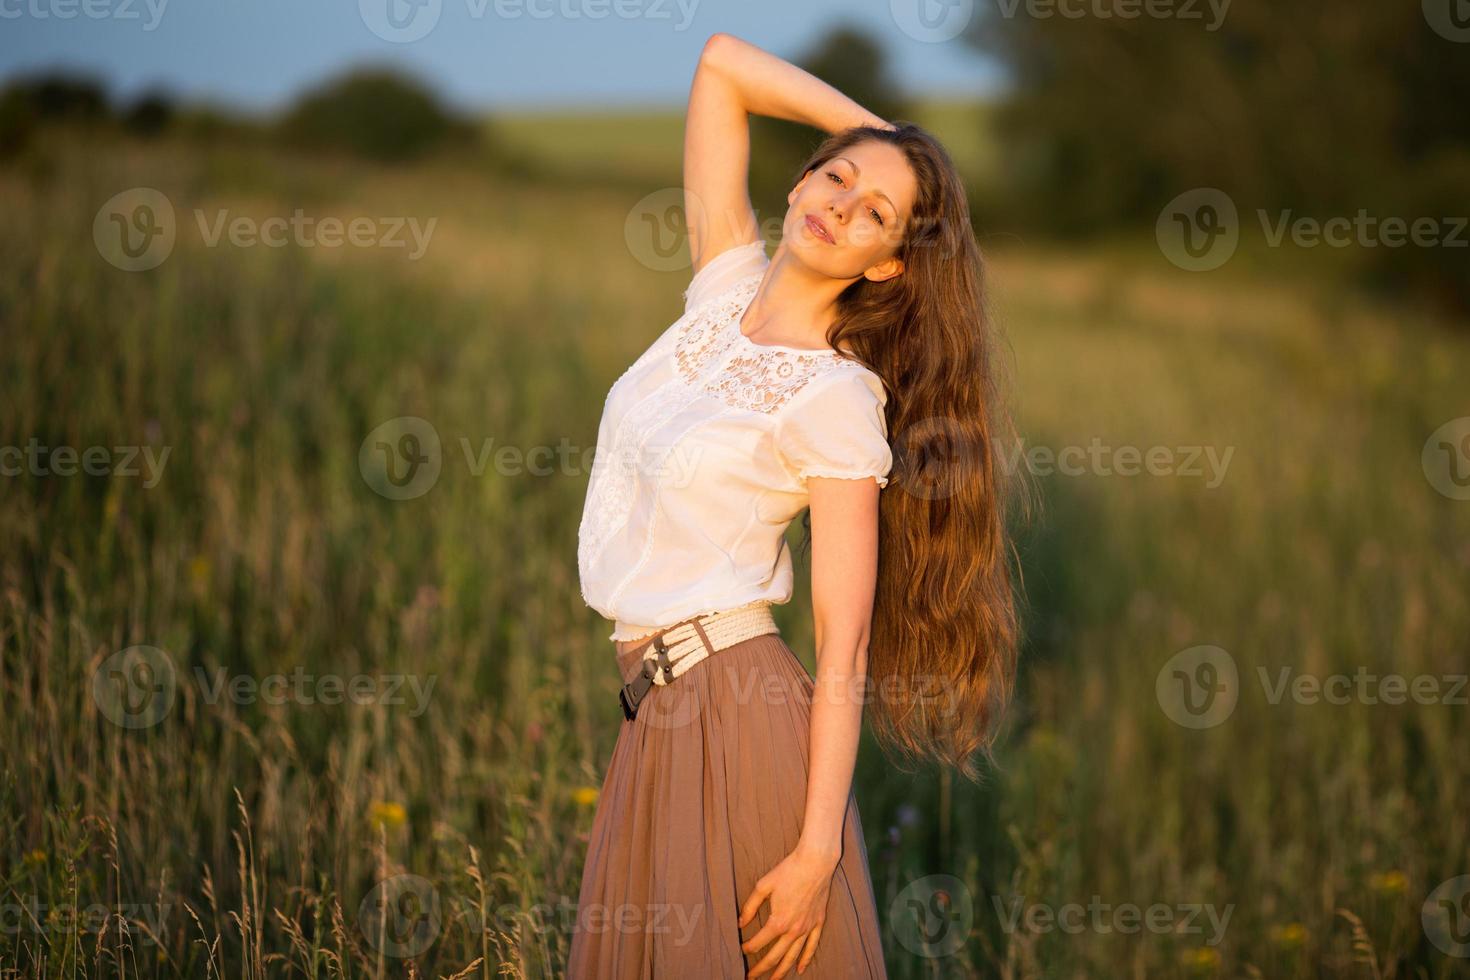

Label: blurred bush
[968,3,1470,315]
[121,88,175,137]
[0,70,110,157]
[276,65,478,163]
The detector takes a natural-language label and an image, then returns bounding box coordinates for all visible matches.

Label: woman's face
[784,140,917,284]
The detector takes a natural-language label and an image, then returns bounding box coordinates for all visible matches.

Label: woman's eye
[827,172,883,225]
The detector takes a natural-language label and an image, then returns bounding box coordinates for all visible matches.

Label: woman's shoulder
[784,358,889,417]
[682,239,769,313]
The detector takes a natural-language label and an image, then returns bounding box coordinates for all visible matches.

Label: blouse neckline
[731,273,846,357]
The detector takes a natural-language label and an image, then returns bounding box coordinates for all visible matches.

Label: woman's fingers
[795,922,823,974]
[738,877,772,930]
[746,931,797,978]
[769,928,809,979]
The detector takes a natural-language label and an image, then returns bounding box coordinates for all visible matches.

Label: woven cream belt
[618,603,780,720]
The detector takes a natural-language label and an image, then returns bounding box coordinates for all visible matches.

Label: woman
[570,32,1023,979]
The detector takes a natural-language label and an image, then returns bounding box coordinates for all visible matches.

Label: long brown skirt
[566,630,888,978]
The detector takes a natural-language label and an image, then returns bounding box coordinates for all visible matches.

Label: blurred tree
[123,88,175,137]
[966,3,1470,312]
[0,70,111,159]
[748,24,913,231]
[10,71,111,120]
[0,86,38,158]
[277,66,477,163]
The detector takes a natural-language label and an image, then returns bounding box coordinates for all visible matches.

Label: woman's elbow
[699,32,744,73]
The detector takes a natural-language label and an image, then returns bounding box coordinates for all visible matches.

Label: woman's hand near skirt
[738,841,841,977]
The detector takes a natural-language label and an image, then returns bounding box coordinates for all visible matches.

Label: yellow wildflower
[572,786,599,807]
[1369,871,1408,896]
[369,801,408,830]
[1182,947,1221,975]
[188,556,211,588]
[1269,922,1306,949]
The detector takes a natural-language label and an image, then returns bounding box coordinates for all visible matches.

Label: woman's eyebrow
[833,156,898,220]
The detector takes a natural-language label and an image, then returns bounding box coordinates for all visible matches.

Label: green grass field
[3,106,1469,978]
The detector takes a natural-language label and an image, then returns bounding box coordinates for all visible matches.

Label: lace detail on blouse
[675,272,845,413]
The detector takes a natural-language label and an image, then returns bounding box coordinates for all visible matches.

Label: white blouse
[577,238,894,642]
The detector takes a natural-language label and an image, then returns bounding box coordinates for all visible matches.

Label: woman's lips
[805,214,835,244]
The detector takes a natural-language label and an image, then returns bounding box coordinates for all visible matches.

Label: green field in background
[2,114,1468,978]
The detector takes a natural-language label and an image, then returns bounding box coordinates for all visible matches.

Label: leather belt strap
[619,603,779,721]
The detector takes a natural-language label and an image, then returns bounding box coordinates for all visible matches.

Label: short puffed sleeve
[683,239,768,314]
[775,367,893,489]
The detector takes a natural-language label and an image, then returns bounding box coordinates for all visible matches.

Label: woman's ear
[864,256,904,283]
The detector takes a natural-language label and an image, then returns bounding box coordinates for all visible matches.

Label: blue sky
[0,0,1004,114]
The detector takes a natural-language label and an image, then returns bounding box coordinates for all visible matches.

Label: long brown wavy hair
[788,122,1030,783]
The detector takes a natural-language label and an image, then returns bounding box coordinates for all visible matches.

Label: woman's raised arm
[683,32,894,277]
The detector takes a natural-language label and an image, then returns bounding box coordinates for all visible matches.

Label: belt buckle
[619,655,661,721]
[618,682,639,721]
[618,634,677,722]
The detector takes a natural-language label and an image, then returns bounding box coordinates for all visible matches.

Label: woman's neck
[738,246,854,352]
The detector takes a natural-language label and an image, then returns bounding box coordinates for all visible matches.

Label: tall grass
[2,124,1468,978]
